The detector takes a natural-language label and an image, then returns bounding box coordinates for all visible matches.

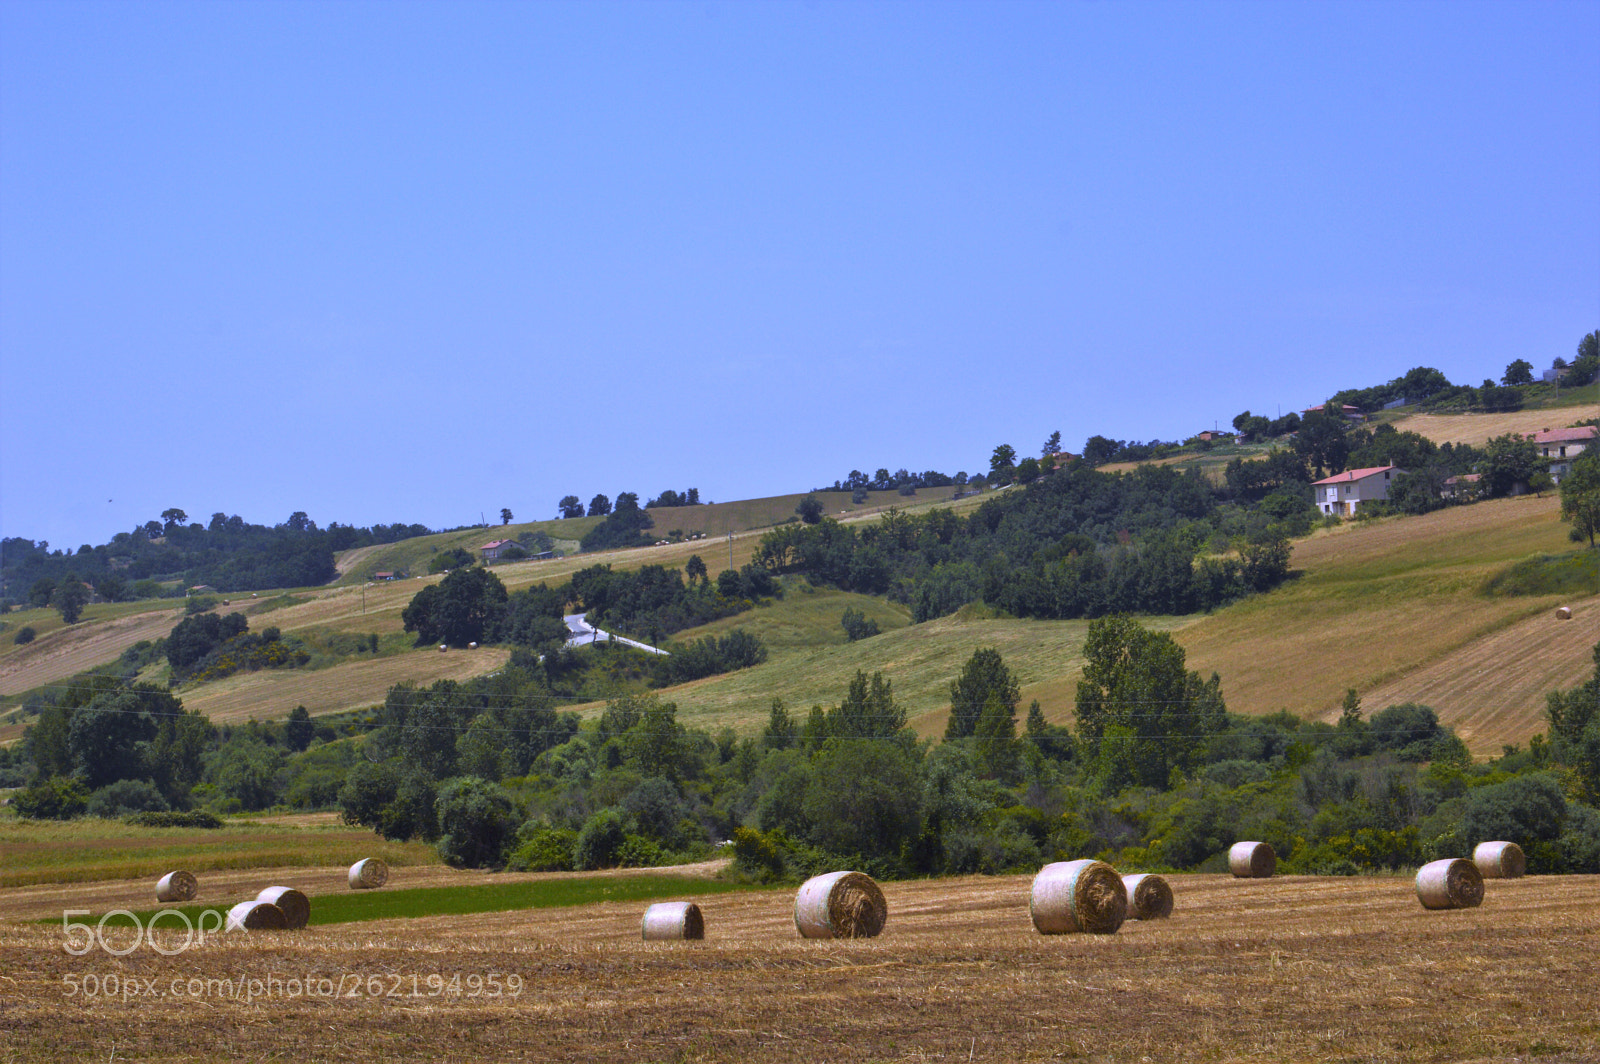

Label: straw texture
[1415,858,1485,910]
[1123,873,1174,920]
[225,900,288,931]
[348,858,389,889]
[155,870,198,903]
[1228,841,1276,878]
[256,886,311,929]
[641,901,705,941]
[1030,860,1128,935]
[794,871,888,939]
[1473,841,1526,879]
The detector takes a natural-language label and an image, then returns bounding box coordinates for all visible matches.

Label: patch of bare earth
[1,873,1596,1062]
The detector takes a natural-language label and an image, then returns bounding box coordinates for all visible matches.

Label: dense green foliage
[755,465,1292,622]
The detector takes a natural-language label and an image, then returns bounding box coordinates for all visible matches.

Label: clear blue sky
[3,0,1596,549]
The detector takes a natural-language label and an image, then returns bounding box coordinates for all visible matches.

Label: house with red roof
[480,539,515,561]
[1312,465,1402,516]
[1525,425,1596,484]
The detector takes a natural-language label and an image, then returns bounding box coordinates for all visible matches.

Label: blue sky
[2,0,1596,549]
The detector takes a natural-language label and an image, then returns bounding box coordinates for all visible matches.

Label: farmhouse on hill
[1313,465,1401,516]
[1526,425,1596,484]
[480,539,515,561]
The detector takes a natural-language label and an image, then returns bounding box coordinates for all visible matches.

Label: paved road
[562,613,669,656]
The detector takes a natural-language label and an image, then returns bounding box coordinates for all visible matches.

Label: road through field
[3,870,1596,1063]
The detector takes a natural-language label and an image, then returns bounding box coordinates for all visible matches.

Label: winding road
[562,613,669,656]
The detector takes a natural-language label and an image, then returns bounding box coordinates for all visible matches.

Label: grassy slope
[3,412,1592,755]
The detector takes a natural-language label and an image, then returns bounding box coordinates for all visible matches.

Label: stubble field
[2,866,1596,1063]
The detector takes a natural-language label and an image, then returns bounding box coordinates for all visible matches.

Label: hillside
[2,415,1593,759]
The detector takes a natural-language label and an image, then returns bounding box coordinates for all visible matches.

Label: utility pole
[728,531,734,572]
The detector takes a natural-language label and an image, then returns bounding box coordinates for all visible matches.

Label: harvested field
[1396,408,1594,448]
[0,605,182,697]
[179,645,512,724]
[2,871,1596,1063]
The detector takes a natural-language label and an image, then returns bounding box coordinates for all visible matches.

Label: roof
[481,540,513,550]
[1312,465,1399,486]
[1526,425,1597,445]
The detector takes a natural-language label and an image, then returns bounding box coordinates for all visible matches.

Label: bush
[123,810,225,829]
[13,626,35,645]
[840,607,880,642]
[506,826,578,872]
[434,776,520,869]
[86,779,170,818]
[574,808,628,870]
[13,776,90,819]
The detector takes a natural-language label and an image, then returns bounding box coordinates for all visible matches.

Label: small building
[1313,465,1402,516]
[1525,425,1596,484]
[480,540,514,561]
[1304,403,1367,422]
[1441,473,1481,501]
[187,584,216,596]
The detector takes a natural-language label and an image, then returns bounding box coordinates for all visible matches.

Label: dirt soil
[2,870,1596,1063]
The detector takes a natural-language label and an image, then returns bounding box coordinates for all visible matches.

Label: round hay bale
[640,901,704,941]
[1122,873,1174,920]
[1228,841,1276,878]
[1415,858,1484,910]
[155,870,198,903]
[1473,841,1526,879]
[1030,859,1128,935]
[225,900,288,931]
[794,871,887,939]
[348,858,389,890]
[256,886,311,929]
[1556,605,1571,620]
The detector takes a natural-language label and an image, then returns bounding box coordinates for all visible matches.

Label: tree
[1082,435,1120,466]
[1042,430,1062,458]
[1479,432,1540,498]
[989,444,1017,483]
[160,508,188,530]
[401,566,509,646]
[1502,359,1535,386]
[434,776,519,869]
[796,495,825,524]
[558,495,584,519]
[1015,456,1041,484]
[1075,615,1225,788]
[685,554,708,585]
[1295,409,1351,479]
[499,508,513,526]
[840,606,880,642]
[285,705,315,752]
[946,648,1020,740]
[587,494,612,517]
[1559,453,1600,547]
[52,573,88,624]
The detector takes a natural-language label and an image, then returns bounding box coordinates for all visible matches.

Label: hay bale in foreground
[256,886,311,929]
[1123,873,1174,920]
[155,870,197,903]
[225,900,288,931]
[794,871,887,939]
[641,901,704,941]
[348,858,389,890]
[1031,860,1127,935]
[1415,858,1484,910]
[1229,841,1276,878]
[1473,841,1526,879]
[1556,606,1572,620]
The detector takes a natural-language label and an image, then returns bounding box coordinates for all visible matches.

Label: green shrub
[574,808,627,870]
[506,826,578,872]
[13,776,90,819]
[122,810,225,828]
[86,779,170,818]
[13,626,35,645]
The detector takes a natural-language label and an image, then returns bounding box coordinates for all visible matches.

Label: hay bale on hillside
[1556,606,1572,620]
[225,900,288,931]
[1030,860,1128,935]
[641,901,704,941]
[1415,858,1484,910]
[794,871,887,939]
[256,886,311,929]
[155,870,198,903]
[348,858,389,890]
[1473,841,1526,879]
[1229,841,1276,878]
[1123,873,1174,920]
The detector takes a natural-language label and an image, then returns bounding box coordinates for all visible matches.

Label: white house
[1313,465,1402,516]
[1526,425,1596,484]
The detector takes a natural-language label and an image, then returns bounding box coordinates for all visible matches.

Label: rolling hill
[1,413,1594,759]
